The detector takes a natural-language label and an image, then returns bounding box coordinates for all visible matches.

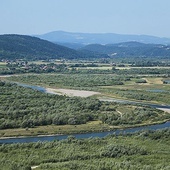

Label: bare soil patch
[46,88,100,97]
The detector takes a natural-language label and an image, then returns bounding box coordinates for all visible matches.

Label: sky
[0,0,170,37]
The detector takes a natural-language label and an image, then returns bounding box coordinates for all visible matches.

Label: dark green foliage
[100,144,147,158]
[0,81,101,129]
[0,81,168,130]
[7,73,170,105]
[7,74,126,88]
[80,42,170,58]
[113,88,170,104]
[0,34,79,60]
[137,128,170,140]
[116,68,170,75]
[0,62,71,75]
[1,60,170,75]
[0,129,170,170]
[99,106,167,126]
[135,79,147,83]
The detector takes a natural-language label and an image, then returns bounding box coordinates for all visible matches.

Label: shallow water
[1,82,169,144]
[146,89,167,93]
[0,122,170,144]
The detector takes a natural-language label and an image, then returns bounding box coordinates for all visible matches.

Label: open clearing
[46,88,101,97]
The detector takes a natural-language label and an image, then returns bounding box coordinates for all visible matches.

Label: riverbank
[0,120,169,140]
[0,121,109,139]
[158,108,170,113]
[1,77,170,140]
[2,74,170,106]
[1,121,170,144]
[1,128,170,170]
[12,80,170,114]
[46,87,101,97]
[99,96,170,112]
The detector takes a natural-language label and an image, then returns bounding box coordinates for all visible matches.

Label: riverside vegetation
[6,73,170,105]
[1,81,169,138]
[0,128,170,170]
[0,60,170,170]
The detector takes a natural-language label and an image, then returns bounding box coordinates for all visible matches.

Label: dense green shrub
[0,129,170,170]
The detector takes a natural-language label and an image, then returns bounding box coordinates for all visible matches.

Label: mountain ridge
[36,31,170,45]
[79,41,170,58]
[0,34,80,60]
[0,34,109,60]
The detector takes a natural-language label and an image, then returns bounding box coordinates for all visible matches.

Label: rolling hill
[1,34,169,60]
[79,42,170,58]
[0,34,80,60]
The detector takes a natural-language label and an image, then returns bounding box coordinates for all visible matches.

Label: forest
[0,35,79,60]
[1,81,169,133]
[0,128,170,170]
[79,41,170,58]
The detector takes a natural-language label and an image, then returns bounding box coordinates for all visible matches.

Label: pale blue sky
[1,0,170,37]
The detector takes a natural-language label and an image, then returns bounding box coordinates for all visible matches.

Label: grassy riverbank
[0,121,108,138]
[0,119,169,138]
[0,128,170,170]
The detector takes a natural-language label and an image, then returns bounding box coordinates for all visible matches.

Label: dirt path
[116,110,123,118]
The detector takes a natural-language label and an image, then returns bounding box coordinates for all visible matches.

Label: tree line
[0,81,169,130]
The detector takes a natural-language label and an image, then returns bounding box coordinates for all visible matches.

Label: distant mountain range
[36,31,170,46]
[0,34,170,61]
[79,42,170,58]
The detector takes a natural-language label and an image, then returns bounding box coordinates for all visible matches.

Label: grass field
[76,66,170,70]
[99,77,170,104]
[0,121,110,138]
[77,66,112,70]
[0,62,7,68]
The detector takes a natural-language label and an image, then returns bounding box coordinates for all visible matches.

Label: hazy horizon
[35,30,170,38]
[1,0,170,38]
[1,30,170,39]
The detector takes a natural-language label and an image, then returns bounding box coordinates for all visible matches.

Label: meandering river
[16,82,170,111]
[0,82,170,144]
[0,121,170,144]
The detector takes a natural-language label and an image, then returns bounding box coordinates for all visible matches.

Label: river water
[0,121,170,144]
[0,82,169,144]
[16,82,170,110]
